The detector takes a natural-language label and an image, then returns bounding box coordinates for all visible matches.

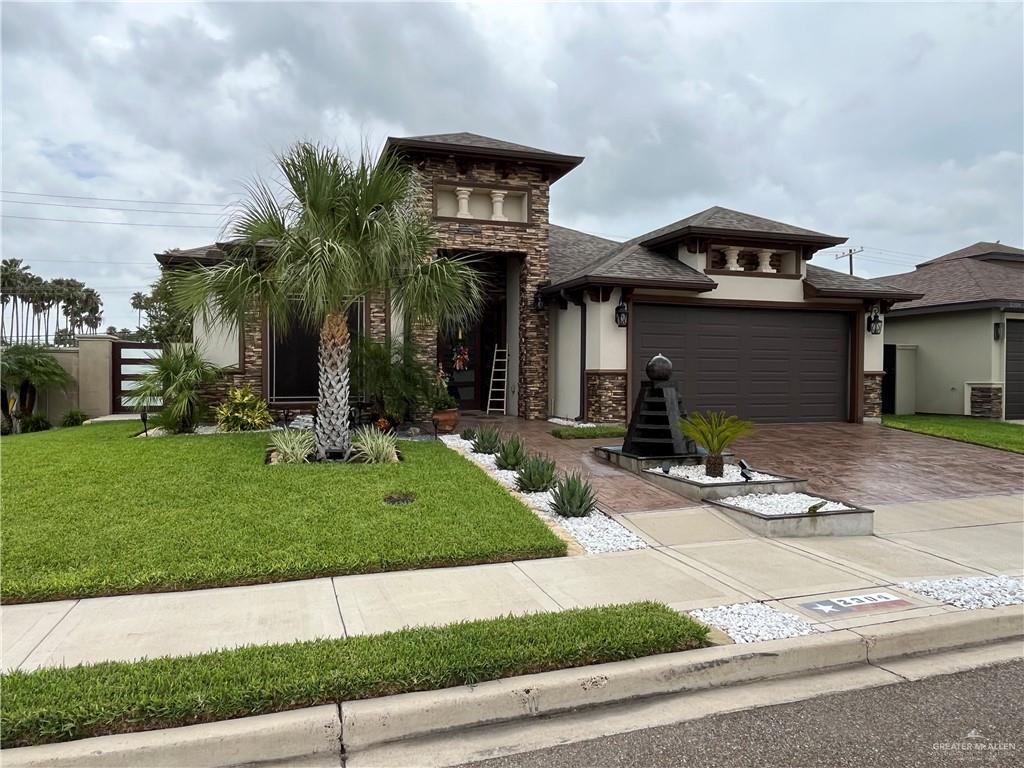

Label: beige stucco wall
[193,311,239,368]
[39,349,79,423]
[76,335,114,418]
[584,289,627,370]
[883,308,1000,415]
[549,302,582,418]
[864,322,884,372]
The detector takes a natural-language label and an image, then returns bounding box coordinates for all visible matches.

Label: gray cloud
[2,1,1021,327]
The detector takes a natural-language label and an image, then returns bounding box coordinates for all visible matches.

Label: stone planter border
[640,467,808,502]
[707,495,874,537]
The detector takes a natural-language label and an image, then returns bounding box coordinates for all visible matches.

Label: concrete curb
[4,607,1020,767]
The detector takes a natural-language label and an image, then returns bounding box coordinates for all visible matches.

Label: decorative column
[723,247,742,271]
[489,190,507,221]
[454,187,473,219]
[757,249,776,273]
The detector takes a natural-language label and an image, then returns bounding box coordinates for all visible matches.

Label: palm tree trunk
[315,311,352,460]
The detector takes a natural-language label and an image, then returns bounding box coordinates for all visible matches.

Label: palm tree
[172,142,484,458]
[131,291,147,328]
[2,259,32,343]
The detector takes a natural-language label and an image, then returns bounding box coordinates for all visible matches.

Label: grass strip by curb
[551,425,627,440]
[881,414,1024,454]
[0,602,709,748]
[1,423,566,603]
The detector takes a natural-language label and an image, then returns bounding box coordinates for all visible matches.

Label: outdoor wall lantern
[533,290,546,312]
[994,321,1004,342]
[614,298,629,328]
[866,306,883,335]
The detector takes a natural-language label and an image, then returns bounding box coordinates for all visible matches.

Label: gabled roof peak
[635,206,846,250]
[916,241,1024,267]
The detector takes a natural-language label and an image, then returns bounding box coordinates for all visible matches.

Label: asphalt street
[461,660,1024,768]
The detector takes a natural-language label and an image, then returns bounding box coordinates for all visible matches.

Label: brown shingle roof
[548,226,716,293]
[382,132,584,181]
[916,241,1024,267]
[872,258,1024,313]
[803,264,922,301]
[636,206,847,249]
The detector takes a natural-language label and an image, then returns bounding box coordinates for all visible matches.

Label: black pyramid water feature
[593,354,702,472]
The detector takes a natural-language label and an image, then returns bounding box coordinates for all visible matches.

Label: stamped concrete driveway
[731,422,1024,505]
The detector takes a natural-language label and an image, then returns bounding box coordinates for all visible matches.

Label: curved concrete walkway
[3,494,1020,673]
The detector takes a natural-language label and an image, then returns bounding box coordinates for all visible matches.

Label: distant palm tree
[172,142,484,458]
[130,291,147,328]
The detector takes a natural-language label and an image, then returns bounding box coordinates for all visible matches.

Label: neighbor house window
[268,299,365,403]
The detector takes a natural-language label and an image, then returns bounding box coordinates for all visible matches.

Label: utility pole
[835,247,865,275]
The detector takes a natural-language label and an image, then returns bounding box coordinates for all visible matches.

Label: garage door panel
[1006,320,1024,420]
[633,304,849,422]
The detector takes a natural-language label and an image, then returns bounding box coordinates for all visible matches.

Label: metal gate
[111,342,162,413]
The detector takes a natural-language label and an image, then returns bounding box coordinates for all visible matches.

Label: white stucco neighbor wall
[883,309,999,415]
[549,302,581,418]
[193,312,239,368]
[864,322,884,372]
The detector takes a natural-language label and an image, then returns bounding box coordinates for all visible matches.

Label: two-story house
[157,132,918,423]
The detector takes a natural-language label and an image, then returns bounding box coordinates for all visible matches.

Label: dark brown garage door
[1006,319,1024,420]
[631,304,851,422]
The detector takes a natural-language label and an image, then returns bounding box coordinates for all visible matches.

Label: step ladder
[486,347,508,415]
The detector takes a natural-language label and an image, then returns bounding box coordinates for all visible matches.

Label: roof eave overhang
[383,137,584,182]
[640,226,848,252]
[802,282,924,302]
[543,275,717,295]
[887,299,1024,317]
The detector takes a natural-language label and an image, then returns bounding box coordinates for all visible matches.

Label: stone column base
[584,371,627,423]
[863,372,883,419]
[969,384,1003,419]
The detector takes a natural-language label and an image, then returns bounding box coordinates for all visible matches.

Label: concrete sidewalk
[3,494,1021,672]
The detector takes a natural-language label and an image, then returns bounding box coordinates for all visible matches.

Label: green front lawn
[551,424,627,440]
[1,602,709,748]
[0,423,565,603]
[882,414,1024,454]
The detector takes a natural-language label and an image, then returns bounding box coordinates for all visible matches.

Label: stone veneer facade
[402,154,552,419]
[585,371,628,423]
[863,372,883,419]
[969,384,1003,419]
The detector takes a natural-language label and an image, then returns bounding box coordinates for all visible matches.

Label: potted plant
[429,364,459,433]
[678,411,754,477]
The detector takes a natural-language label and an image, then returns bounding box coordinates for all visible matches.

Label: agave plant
[550,471,598,517]
[515,454,557,493]
[471,425,502,454]
[459,427,477,442]
[495,435,526,470]
[351,425,399,464]
[678,411,755,477]
[270,428,316,464]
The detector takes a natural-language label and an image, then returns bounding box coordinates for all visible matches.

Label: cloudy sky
[3,1,1022,328]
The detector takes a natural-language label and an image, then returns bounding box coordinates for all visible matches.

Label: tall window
[268,299,365,403]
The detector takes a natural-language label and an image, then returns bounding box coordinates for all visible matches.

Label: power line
[3,199,226,216]
[5,257,156,265]
[2,214,218,229]
[2,190,226,207]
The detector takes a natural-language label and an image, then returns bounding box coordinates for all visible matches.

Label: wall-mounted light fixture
[614,298,629,328]
[866,306,883,335]
[533,290,546,312]
[994,322,1004,342]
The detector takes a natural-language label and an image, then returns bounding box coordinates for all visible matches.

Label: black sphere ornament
[646,354,672,382]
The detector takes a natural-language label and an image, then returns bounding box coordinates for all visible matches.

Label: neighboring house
[872,242,1024,420]
[157,132,918,424]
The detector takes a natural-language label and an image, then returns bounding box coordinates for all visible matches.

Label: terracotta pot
[432,408,459,434]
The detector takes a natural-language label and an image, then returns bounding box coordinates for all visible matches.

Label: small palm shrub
[459,427,477,441]
[61,409,89,427]
[127,345,221,433]
[550,471,598,517]
[351,425,399,464]
[515,454,557,492]
[495,435,527,470]
[472,426,502,454]
[270,429,316,464]
[215,385,273,432]
[679,411,755,477]
[19,414,51,433]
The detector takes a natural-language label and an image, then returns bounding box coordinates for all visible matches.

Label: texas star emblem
[801,591,912,615]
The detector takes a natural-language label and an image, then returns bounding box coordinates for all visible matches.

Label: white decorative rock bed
[899,575,1024,609]
[439,435,648,554]
[690,602,821,644]
[708,492,874,538]
[642,463,808,502]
